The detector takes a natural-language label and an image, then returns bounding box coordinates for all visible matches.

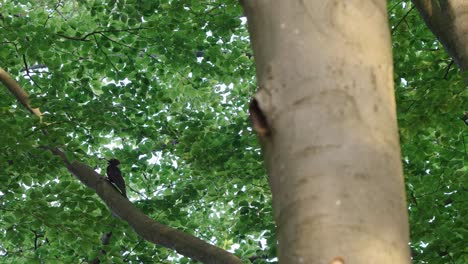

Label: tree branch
[0,68,42,117]
[0,68,243,264]
[56,27,150,41]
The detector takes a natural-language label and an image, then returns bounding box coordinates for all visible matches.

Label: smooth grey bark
[242,1,411,263]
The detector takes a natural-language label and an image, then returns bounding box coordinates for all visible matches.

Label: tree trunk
[412,0,468,71]
[242,1,411,263]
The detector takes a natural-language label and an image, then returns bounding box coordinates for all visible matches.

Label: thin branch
[123,239,144,262]
[128,186,149,200]
[388,0,405,13]
[392,5,416,35]
[56,27,150,42]
[22,54,43,90]
[443,60,454,79]
[32,230,39,250]
[93,35,119,74]
[20,64,48,72]
[44,0,66,27]
[98,32,138,50]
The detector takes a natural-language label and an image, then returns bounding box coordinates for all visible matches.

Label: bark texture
[412,0,468,71]
[242,1,411,263]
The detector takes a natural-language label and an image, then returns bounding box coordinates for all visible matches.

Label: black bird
[106,158,127,198]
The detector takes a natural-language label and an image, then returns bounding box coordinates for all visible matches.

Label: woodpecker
[106,158,127,198]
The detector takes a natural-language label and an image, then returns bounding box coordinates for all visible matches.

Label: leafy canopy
[389,1,467,263]
[0,0,465,263]
[1,0,272,263]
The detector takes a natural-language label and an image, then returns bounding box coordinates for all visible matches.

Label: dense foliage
[0,0,465,263]
[1,1,271,263]
[389,1,467,263]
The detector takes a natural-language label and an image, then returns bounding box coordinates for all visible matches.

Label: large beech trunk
[242,1,411,263]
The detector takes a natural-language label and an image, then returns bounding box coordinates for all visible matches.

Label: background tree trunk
[412,0,468,71]
[242,1,411,263]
